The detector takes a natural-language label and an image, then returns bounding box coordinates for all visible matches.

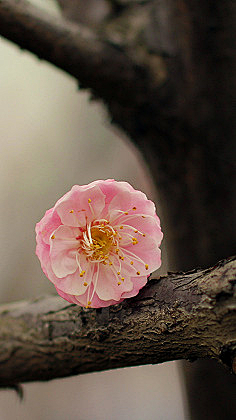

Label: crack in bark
[0,256,235,386]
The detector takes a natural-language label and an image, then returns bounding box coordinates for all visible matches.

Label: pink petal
[89,292,124,308]
[35,233,51,278]
[117,214,163,246]
[89,179,136,217]
[55,185,105,227]
[35,208,61,245]
[108,190,156,222]
[121,234,162,273]
[95,264,133,301]
[35,179,163,309]
[121,276,148,298]
[50,225,80,278]
[55,287,78,304]
[52,261,92,295]
[55,287,121,308]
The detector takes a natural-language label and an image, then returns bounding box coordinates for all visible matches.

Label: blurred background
[0,1,186,419]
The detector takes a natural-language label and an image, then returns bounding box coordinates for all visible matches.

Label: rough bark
[0,256,235,387]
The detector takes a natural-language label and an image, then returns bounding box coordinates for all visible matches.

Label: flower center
[81,221,117,262]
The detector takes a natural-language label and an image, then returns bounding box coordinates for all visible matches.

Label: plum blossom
[36,179,163,308]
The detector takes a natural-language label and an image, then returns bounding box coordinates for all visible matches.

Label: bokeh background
[0,1,186,419]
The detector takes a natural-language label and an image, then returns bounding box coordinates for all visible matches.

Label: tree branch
[0,256,235,387]
[0,0,150,103]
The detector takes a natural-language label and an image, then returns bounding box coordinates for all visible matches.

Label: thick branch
[0,256,235,386]
[0,0,149,103]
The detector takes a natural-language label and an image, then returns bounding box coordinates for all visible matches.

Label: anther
[121,277,125,281]
[124,212,128,215]
[80,270,85,277]
[83,282,88,286]
[69,210,74,213]
[117,271,120,275]
[88,198,92,203]
[130,261,134,265]
[133,207,136,210]
[51,235,55,239]
[117,282,121,285]
[120,226,123,229]
[145,264,149,270]
[137,271,140,275]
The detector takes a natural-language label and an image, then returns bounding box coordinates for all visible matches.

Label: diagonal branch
[0,0,148,104]
[0,256,235,387]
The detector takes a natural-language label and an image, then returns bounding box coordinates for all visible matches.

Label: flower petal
[121,276,148,298]
[95,264,133,301]
[117,213,163,246]
[121,234,162,273]
[36,208,61,245]
[50,225,80,278]
[108,190,156,222]
[53,267,91,295]
[36,179,163,309]
[55,184,105,227]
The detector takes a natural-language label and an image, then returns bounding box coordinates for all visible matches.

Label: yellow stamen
[145,264,149,270]
[69,210,74,213]
[137,271,140,275]
[88,198,92,203]
[117,282,121,285]
[130,261,134,265]
[80,270,85,277]
[51,235,55,239]
[133,207,136,210]
[121,277,125,281]
[83,282,88,286]
[120,226,123,229]
[124,212,128,215]
[87,301,91,305]
[117,271,120,275]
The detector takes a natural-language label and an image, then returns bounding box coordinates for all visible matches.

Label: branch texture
[0,256,235,386]
[0,0,151,104]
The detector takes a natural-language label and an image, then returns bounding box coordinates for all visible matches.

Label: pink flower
[36,179,163,308]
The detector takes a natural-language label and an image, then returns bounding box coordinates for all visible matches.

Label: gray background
[0,1,186,418]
